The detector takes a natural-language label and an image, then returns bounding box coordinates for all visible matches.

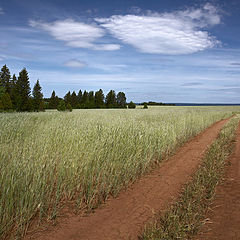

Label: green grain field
[0,106,239,238]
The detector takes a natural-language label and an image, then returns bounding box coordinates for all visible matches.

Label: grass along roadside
[141,115,239,240]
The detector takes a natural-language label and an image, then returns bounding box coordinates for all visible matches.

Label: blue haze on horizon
[0,0,240,103]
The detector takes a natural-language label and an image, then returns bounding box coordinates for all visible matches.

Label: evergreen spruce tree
[0,65,11,94]
[116,92,127,108]
[64,91,71,105]
[32,80,44,111]
[49,90,59,109]
[88,91,95,108]
[16,68,31,111]
[71,91,78,108]
[81,90,89,108]
[10,74,17,109]
[95,89,105,108]
[105,90,117,108]
[77,90,82,107]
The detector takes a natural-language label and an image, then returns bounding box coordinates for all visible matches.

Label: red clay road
[196,121,240,240]
[26,118,229,240]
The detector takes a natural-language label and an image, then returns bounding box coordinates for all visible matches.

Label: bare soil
[195,122,240,240]
[25,118,229,240]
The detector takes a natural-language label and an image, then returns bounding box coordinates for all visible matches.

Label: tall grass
[0,106,238,238]
[141,114,239,240]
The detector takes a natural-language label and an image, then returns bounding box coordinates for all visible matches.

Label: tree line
[0,64,136,112]
[0,65,44,112]
[46,89,135,110]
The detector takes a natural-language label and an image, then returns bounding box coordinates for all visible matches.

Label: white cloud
[29,19,120,51]
[64,59,87,68]
[96,3,221,55]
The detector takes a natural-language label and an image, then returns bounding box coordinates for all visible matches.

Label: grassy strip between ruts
[141,115,239,240]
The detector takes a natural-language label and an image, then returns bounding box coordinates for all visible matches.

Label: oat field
[0,106,238,238]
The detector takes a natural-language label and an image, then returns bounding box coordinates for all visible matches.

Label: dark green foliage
[0,100,3,112]
[71,91,78,108]
[32,80,44,111]
[66,103,73,112]
[10,74,17,109]
[16,68,31,111]
[1,92,12,110]
[81,90,89,108]
[57,100,66,111]
[105,90,117,108]
[128,101,136,109]
[0,86,5,98]
[143,103,148,109]
[87,91,95,108]
[64,91,71,105]
[49,91,59,109]
[116,92,127,108]
[39,101,45,112]
[0,65,11,94]
[95,89,104,108]
[77,90,82,106]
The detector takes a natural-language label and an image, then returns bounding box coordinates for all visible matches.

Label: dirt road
[196,122,240,240]
[26,118,229,240]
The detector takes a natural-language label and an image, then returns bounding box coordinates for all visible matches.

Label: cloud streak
[64,59,87,68]
[96,3,221,55]
[29,19,120,51]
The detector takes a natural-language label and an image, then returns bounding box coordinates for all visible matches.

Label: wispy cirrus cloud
[181,82,203,87]
[0,7,4,15]
[64,59,87,68]
[96,3,221,55]
[29,19,120,51]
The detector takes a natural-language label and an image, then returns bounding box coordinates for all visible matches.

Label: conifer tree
[116,92,127,108]
[95,89,104,108]
[88,91,95,108]
[77,90,82,106]
[49,90,59,109]
[0,65,11,94]
[10,74,17,109]
[81,90,89,108]
[32,79,44,111]
[71,91,78,108]
[16,68,31,111]
[105,90,117,108]
[64,91,71,105]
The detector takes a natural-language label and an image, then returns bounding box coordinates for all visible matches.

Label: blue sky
[0,0,240,103]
